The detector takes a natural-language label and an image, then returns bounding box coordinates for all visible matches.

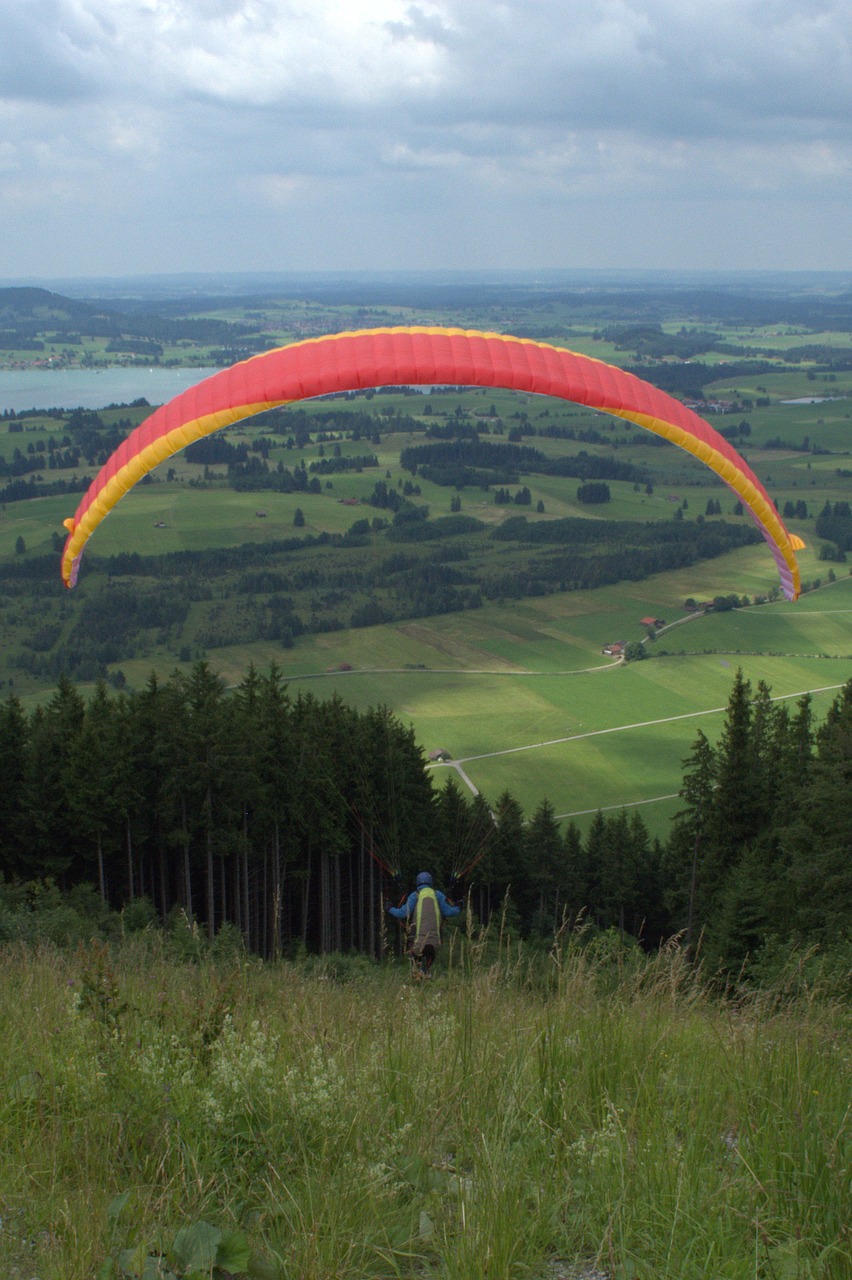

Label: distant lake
[0,367,218,414]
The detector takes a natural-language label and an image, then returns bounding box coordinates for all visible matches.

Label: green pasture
[108,541,846,695]
[707,366,852,401]
[735,401,852,452]
[262,649,849,838]
[455,722,688,831]
[0,340,221,371]
[2,455,770,571]
[56,483,370,557]
[0,421,54,460]
[0,493,71,556]
[662,578,852,658]
[717,326,852,352]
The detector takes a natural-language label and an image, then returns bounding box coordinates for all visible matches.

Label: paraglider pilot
[388,872,460,976]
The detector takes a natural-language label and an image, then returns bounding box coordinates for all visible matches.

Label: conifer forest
[1,665,849,977]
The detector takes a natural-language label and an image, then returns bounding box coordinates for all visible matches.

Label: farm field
[281,648,851,837]
[106,572,852,838]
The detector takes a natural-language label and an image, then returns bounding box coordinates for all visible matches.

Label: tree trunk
[358,831,365,952]
[319,848,330,954]
[220,854,227,930]
[272,821,281,962]
[205,786,215,941]
[368,845,375,958]
[126,816,135,902]
[242,844,250,950]
[262,844,268,959]
[159,846,168,923]
[302,846,312,949]
[181,796,193,917]
[231,850,240,935]
[97,832,106,905]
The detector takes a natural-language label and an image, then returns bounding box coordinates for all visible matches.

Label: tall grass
[0,931,848,1279]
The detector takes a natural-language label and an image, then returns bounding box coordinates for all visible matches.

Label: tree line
[9,507,762,685]
[0,665,437,958]
[400,438,647,486]
[0,665,849,973]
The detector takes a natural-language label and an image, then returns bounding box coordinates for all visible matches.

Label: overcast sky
[1,0,850,281]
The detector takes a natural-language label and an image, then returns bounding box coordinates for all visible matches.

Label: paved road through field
[427,680,849,808]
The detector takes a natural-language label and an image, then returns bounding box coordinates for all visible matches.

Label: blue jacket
[388,888,461,921]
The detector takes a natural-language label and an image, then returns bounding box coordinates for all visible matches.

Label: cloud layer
[2,0,850,276]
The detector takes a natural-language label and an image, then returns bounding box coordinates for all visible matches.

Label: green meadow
[1,935,848,1280]
[279,648,850,837]
[104,570,852,839]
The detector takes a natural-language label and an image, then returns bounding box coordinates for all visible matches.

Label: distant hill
[0,286,263,349]
[0,286,107,324]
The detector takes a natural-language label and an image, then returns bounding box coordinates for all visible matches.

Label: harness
[414,886,441,943]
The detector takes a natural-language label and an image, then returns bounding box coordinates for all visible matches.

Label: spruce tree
[664,729,717,949]
[525,797,563,932]
[560,820,587,930]
[0,695,30,877]
[706,669,758,902]
[487,791,528,925]
[63,682,123,903]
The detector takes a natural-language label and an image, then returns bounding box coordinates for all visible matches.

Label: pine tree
[485,791,527,924]
[127,673,183,921]
[25,676,85,880]
[525,797,563,932]
[706,669,758,896]
[707,841,776,975]
[625,810,662,941]
[560,821,587,930]
[583,810,608,928]
[255,664,295,954]
[598,810,639,935]
[664,730,717,949]
[435,776,476,887]
[780,681,852,946]
[63,682,124,903]
[0,695,30,877]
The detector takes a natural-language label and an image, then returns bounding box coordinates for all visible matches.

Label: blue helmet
[415,871,433,888]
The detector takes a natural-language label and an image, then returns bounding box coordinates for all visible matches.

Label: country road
[425,680,849,809]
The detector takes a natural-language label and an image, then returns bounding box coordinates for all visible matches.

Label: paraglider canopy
[60,327,802,600]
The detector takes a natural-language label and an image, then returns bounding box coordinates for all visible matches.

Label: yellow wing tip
[789,534,806,551]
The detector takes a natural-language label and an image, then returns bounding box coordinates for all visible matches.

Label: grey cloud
[0,0,96,102]
[384,4,458,48]
[1,0,849,277]
[4,1,848,137]
[425,0,852,140]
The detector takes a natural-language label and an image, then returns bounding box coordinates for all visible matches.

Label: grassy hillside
[1,937,848,1280]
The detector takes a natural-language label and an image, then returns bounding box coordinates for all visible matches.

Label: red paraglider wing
[61,328,801,599]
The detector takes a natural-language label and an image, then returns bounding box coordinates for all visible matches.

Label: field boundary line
[556,793,680,820]
[282,661,620,680]
[431,682,847,766]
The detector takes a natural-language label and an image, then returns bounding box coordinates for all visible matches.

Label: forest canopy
[1,666,849,979]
